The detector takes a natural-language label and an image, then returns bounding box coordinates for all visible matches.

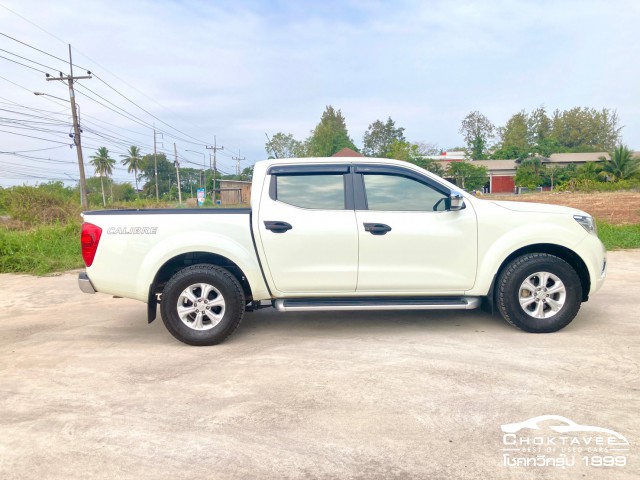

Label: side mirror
[449,193,465,211]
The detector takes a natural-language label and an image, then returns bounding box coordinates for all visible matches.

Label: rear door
[354,165,478,293]
[256,165,359,294]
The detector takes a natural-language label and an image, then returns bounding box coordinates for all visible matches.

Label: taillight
[81,222,102,267]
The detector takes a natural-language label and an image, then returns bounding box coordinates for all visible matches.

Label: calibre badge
[107,227,158,234]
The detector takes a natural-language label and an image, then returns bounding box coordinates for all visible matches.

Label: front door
[355,168,478,293]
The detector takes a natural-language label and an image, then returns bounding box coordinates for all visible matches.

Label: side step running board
[273,297,481,312]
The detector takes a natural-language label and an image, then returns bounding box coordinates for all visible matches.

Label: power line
[0,53,51,75]
[0,122,70,136]
[0,17,246,176]
[0,75,70,110]
[74,83,209,147]
[0,99,70,116]
[0,7,73,55]
[80,117,153,148]
[0,47,63,73]
[0,31,74,68]
[74,83,156,130]
[93,74,212,146]
[0,145,67,153]
[0,152,76,164]
[0,127,72,145]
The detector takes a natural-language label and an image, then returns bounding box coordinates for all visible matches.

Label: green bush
[558,178,640,193]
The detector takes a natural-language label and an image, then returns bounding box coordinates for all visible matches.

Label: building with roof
[332,147,364,157]
[431,151,617,194]
[218,180,251,205]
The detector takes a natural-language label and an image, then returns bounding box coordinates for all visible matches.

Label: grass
[597,221,640,250]
[0,223,83,275]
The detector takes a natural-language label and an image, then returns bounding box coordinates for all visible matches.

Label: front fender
[468,222,588,296]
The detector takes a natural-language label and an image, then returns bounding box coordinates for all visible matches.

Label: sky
[0,0,639,186]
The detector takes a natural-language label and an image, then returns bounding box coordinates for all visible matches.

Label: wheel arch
[147,251,253,323]
[493,244,590,304]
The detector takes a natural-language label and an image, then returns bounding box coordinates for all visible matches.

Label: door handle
[363,223,392,235]
[264,221,293,233]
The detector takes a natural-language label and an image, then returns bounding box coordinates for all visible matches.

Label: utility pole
[233,150,246,176]
[206,136,224,200]
[173,142,182,205]
[153,129,159,201]
[46,44,92,209]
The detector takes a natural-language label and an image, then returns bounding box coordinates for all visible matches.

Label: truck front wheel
[496,253,582,333]
[160,264,245,345]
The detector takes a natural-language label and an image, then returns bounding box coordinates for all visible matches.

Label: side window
[276,174,346,209]
[363,174,448,211]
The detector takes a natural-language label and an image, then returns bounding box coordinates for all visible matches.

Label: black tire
[160,264,245,346]
[496,253,582,333]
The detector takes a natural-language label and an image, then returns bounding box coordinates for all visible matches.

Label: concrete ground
[0,251,638,480]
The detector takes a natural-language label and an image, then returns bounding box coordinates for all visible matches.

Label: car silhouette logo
[501,415,628,444]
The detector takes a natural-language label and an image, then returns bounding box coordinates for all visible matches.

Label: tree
[138,153,174,199]
[175,167,201,197]
[265,132,305,159]
[414,142,441,156]
[529,106,551,143]
[89,147,115,206]
[599,145,640,181]
[240,166,254,181]
[495,111,531,159]
[307,105,357,157]
[549,107,622,152]
[111,182,137,202]
[120,145,143,196]
[446,162,488,190]
[459,111,495,160]
[514,157,545,190]
[410,157,445,177]
[544,164,562,190]
[362,117,405,157]
[576,162,603,182]
[387,139,445,176]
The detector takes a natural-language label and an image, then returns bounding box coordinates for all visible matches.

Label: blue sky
[1,0,638,186]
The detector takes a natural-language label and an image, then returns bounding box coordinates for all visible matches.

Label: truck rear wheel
[496,253,582,333]
[160,264,245,345]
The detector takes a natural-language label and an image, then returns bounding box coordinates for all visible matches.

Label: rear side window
[276,174,346,209]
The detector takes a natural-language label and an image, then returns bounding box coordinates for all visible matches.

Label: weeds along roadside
[0,184,82,274]
[0,183,177,275]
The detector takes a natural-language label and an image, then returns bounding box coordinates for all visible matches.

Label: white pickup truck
[79,157,607,345]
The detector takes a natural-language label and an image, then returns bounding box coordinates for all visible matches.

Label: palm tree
[121,146,143,196]
[89,147,115,206]
[599,145,640,181]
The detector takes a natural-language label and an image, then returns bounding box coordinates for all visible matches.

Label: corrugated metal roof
[548,152,609,162]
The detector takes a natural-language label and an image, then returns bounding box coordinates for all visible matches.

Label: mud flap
[147,284,157,323]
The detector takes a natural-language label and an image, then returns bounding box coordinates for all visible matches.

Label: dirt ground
[0,251,638,479]
[486,191,640,225]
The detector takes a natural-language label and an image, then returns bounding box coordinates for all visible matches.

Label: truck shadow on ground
[109,308,510,346]
[114,302,601,346]
[230,308,511,342]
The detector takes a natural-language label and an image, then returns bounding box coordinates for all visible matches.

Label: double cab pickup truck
[79,157,607,345]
